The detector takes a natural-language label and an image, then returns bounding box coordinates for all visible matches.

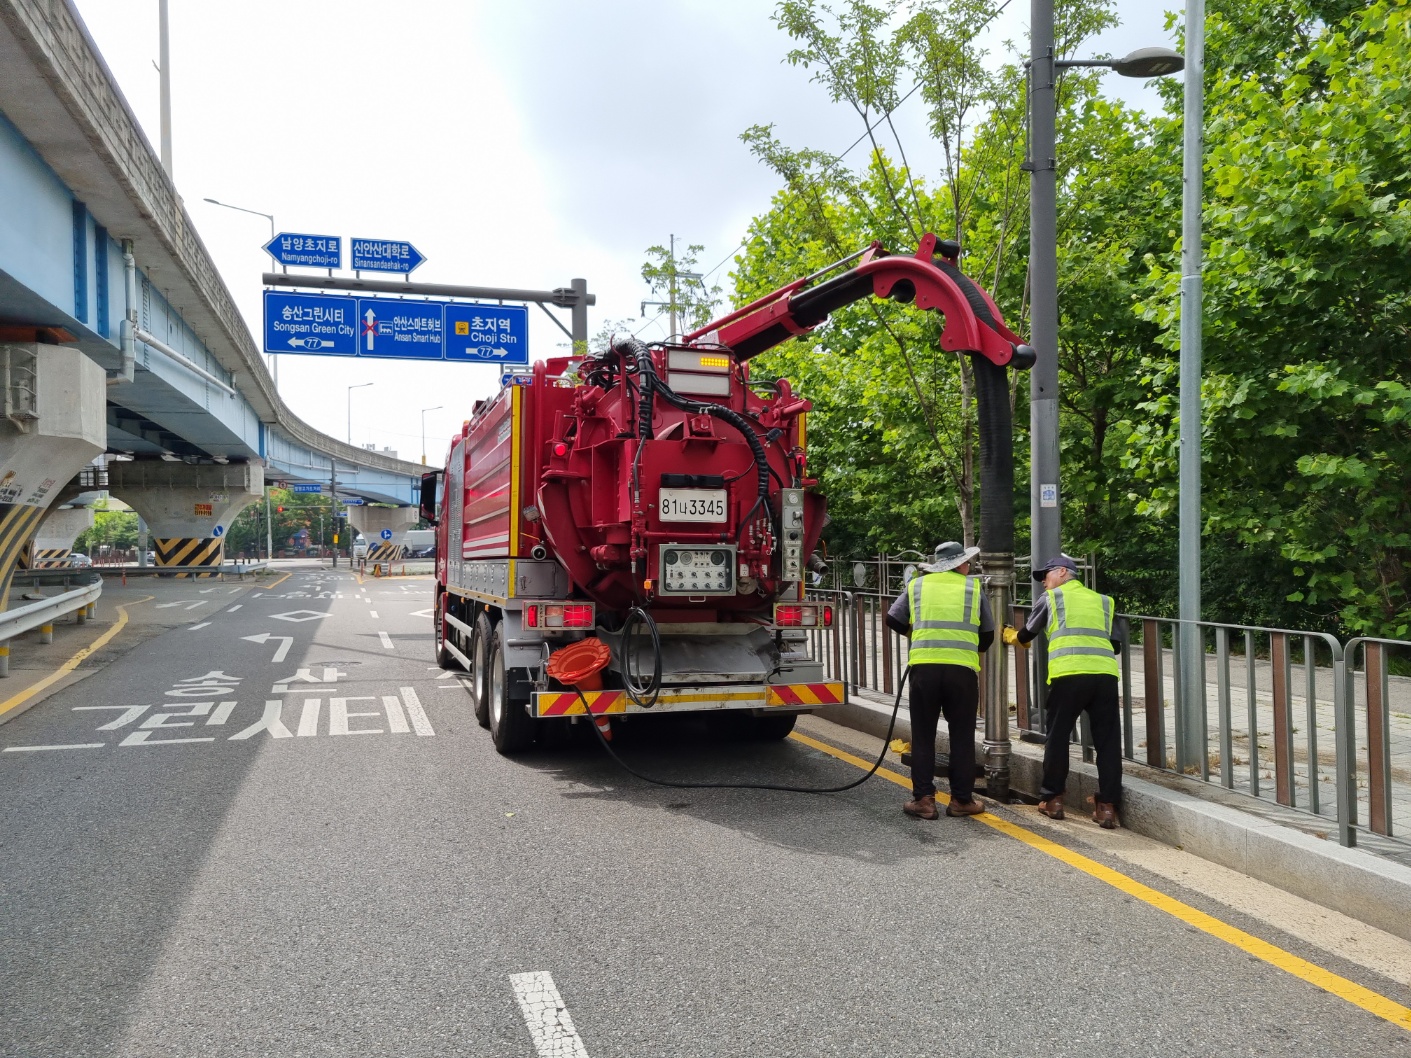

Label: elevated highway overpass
[0,0,428,590]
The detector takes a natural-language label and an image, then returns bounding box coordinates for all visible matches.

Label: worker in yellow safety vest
[1004,553,1124,828]
[885,541,994,820]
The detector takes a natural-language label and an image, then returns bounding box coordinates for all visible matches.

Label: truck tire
[488,624,534,754]
[754,713,798,740]
[470,612,493,729]
[434,591,454,670]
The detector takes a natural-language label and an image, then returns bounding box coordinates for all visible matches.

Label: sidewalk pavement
[816,686,1411,943]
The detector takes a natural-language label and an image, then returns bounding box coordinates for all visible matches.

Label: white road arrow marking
[242,632,294,664]
[364,307,377,351]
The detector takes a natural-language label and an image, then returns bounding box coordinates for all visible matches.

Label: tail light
[773,603,833,628]
[523,602,596,629]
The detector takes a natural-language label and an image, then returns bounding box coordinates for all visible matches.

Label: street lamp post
[421,406,443,466]
[1177,0,1206,770]
[1027,5,1184,575]
[202,197,280,388]
[348,383,374,444]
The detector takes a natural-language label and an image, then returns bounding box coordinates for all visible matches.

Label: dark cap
[1033,553,1080,581]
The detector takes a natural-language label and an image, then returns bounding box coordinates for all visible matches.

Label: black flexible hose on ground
[573,669,908,794]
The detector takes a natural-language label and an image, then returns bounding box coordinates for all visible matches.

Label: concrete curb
[816,693,1411,942]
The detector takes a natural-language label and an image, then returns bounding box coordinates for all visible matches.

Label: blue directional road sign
[264,292,530,363]
[379,529,393,540]
[264,292,358,356]
[264,233,341,269]
[292,483,323,494]
[445,303,529,366]
[359,299,444,360]
[351,238,425,274]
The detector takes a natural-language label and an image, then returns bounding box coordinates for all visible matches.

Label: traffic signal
[276,506,285,513]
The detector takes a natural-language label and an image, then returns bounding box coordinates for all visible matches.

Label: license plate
[658,488,728,523]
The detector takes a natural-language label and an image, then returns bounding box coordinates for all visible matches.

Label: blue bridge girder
[0,0,425,509]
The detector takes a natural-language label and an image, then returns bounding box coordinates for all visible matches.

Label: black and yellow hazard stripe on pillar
[32,548,71,569]
[15,540,31,570]
[154,537,224,577]
[366,543,405,563]
[0,505,50,609]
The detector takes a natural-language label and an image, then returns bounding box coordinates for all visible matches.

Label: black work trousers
[1040,672,1122,806]
[907,663,978,802]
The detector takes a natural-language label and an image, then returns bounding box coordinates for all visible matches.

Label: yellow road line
[0,595,153,720]
[265,570,293,590]
[789,729,1411,1033]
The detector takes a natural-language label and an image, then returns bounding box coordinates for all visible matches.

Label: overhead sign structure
[291,483,323,494]
[265,233,341,269]
[351,238,425,275]
[263,292,528,365]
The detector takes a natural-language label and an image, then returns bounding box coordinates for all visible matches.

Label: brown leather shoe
[946,797,986,817]
[902,794,939,820]
[1092,801,1119,829]
[1038,794,1065,820]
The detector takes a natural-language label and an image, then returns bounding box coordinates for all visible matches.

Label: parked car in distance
[67,553,92,568]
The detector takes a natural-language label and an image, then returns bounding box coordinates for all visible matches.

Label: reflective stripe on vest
[1045,581,1119,681]
[907,571,981,670]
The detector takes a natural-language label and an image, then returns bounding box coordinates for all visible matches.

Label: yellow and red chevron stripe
[534,681,845,717]
[537,690,626,716]
[766,681,845,707]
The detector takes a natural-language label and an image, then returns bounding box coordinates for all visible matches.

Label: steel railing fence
[802,580,1410,850]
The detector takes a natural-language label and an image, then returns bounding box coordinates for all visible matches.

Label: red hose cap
[546,637,612,690]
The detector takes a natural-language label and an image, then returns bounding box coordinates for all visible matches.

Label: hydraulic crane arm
[690,233,1036,370]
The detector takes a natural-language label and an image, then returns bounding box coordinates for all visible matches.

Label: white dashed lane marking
[510,971,591,1058]
[189,622,211,631]
[378,631,394,649]
[3,743,105,753]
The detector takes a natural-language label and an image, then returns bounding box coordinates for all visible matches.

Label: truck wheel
[754,713,798,740]
[470,613,493,729]
[434,591,454,669]
[488,625,534,754]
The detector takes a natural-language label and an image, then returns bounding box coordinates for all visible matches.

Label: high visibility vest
[907,571,981,670]
[1045,581,1119,681]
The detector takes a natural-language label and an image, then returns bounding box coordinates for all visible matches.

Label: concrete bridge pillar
[0,343,106,607]
[347,506,419,563]
[27,506,95,567]
[107,461,263,576]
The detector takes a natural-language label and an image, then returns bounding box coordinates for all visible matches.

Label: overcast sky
[73,1,1178,465]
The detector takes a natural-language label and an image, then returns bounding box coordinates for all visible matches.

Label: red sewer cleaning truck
[420,234,1031,754]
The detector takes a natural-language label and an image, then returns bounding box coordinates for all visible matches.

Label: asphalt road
[1,562,1408,1057]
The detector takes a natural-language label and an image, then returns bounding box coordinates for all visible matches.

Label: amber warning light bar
[773,603,833,628]
[523,602,596,629]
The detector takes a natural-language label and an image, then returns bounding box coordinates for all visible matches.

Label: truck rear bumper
[533,681,846,718]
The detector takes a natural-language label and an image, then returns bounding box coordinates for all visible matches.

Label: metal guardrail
[803,586,1410,850]
[0,580,103,676]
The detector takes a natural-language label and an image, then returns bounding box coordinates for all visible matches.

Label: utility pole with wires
[641,235,709,340]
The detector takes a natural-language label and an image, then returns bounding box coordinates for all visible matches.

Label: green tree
[1127,0,1411,635]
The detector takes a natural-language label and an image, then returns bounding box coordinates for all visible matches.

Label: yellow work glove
[888,739,911,755]
[1002,625,1027,648]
